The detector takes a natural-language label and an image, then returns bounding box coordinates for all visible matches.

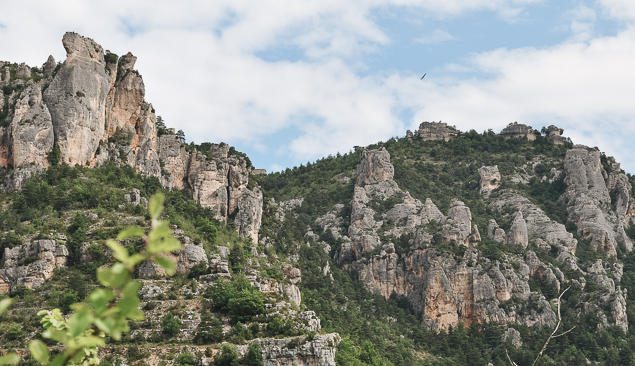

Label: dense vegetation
[2,127,635,365]
[259,129,635,365]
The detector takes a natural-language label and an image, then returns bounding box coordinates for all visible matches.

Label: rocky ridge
[306,145,630,333]
[0,33,262,242]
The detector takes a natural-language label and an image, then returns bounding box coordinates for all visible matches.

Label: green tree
[214,344,239,366]
[242,344,262,366]
[175,352,196,366]
[162,312,182,337]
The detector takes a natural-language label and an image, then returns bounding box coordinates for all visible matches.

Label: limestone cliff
[313,146,630,333]
[0,32,263,242]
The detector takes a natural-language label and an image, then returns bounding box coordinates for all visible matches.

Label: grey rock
[478,165,501,197]
[42,55,56,77]
[502,328,523,349]
[356,148,394,185]
[418,121,458,141]
[43,32,113,166]
[500,122,538,140]
[506,212,529,248]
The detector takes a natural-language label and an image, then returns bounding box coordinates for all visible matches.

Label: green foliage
[214,344,239,366]
[242,344,262,366]
[193,311,224,344]
[9,193,184,366]
[47,144,61,166]
[206,276,264,322]
[175,352,196,366]
[161,312,182,337]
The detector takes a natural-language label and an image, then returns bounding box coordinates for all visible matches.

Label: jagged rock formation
[0,32,263,241]
[545,125,567,145]
[562,146,633,256]
[43,32,113,166]
[0,239,68,294]
[417,121,458,141]
[336,149,560,331]
[500,122,539,140]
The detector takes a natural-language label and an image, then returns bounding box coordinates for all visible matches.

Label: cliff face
[0,32,262,242]
[315,147,629,332]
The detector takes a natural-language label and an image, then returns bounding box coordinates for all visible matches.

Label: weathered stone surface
[478,165,501,197]
[176,243,209,274]
[563,147,632,256]
[187,150,230,220]
[502,328,523,349]
[418,121,458,141]
[506,212,529,248]
[356,148,394,185]
[487,219,506,243]
[255,333,341,366]
[236,187,263,243]
[283,266,302,307]
[500,122,538,140]
[545,125,567,145]
[0,240,68,294]
[42,55,57,77]
[43,32,113,166]
[158,134,189,189]
[9,81,54,168]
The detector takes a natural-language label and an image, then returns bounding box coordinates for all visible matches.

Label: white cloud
[1,0,635,172]
[415,29,454,44]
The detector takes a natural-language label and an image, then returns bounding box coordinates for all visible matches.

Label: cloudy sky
[1,0,635,172]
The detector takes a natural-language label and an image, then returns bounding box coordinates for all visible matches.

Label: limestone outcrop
[417,121,458,141]
[338,149,559,331]
[0,240,68,294]
[478,165,501,197]
[500,122,538,140]
[255,333,340,366]
[562,147,632,256]
[43,32,113,166]
[0,32,263,241]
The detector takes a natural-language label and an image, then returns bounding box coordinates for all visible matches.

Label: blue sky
[1,0,635,172]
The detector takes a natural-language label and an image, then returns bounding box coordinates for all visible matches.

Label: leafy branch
[3,193,182,366]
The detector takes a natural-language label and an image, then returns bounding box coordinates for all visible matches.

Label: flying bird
[421,73,426,80]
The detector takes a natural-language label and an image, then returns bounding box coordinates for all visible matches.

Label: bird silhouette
[421,73,426,80]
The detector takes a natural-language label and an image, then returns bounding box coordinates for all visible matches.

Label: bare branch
[506,348,518,366]
[531,286,573,366]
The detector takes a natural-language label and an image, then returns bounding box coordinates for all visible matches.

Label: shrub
[214,344,239,366]
[175,352,196,366]
[162,312,182,337]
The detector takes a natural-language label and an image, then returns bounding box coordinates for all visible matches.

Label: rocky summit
[1,32,635,366]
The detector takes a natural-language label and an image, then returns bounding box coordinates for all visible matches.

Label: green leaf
[68,310,93,338]
[50,353,68,366]
[155,256,177,275]
[106,239,129,262]
[97,263,129,288]
[29,340,50,364]
[148,193,165,219]
[147,236,182,255]
[117,226,145,240]
[126,253,147,268]
[69,335,105,349]
[87,288,114,314]
[0,298,11,315]
[0,354,19,366]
